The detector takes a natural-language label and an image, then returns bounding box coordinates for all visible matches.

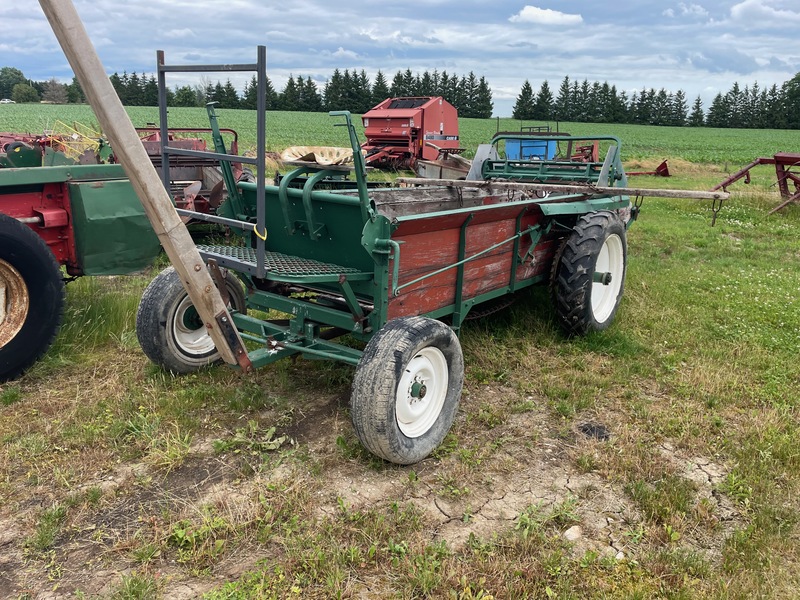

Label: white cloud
[323,47,359,60]
[730,0,800,25]
[509,6,582,26]
[663,3,708,19]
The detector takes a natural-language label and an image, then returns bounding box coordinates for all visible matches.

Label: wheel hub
[0,259,30,346]
[396,347,448,438]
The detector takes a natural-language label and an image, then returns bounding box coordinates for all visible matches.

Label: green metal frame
[178,110,631,370]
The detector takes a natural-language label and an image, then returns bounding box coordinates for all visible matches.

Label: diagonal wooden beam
[38,0,251,371]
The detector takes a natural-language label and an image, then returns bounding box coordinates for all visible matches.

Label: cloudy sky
[3,1,799,116]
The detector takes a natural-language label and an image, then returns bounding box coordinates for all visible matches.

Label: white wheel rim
[396,347,448,438]
[591,233,624,323]
[0,259,29,346]
[171,295,215,356]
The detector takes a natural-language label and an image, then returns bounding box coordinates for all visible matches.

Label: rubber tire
[553,211,627,336]
[0,213,65,382]
[136,265,246,374]
[350,316,464,465]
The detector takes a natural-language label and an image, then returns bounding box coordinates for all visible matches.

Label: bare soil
[0,378,746,599]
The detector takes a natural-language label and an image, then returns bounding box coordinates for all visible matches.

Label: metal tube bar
[395,226,536,295]
[162,146,257,165]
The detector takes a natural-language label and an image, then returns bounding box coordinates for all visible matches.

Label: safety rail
[155,46,268,278]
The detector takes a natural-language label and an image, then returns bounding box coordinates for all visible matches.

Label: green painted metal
[206,103,246,219]
[484,134,628,188]
[68,179,160,275]
[0,163,128,186]
[452,213,474,331]
[166,107,637,371]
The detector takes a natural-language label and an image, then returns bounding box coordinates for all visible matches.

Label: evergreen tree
[280,75,301,110]
[473,76,494,118]
[688,96,705,127]
[670,89,688,126]
[300,76,323,112]
[324,69,345,111]
[784,73,800,129]
[513,80,535,120]
[765,83,786,129]
[143,75,158,106]
[371,70,390,107]
[554,76,571,120]
[66,76,84,103]
[460,71,479,117]
[389,70,406,97]
[419,71,434,96]
[211,81,226,106]
[533,80,553,120]
[221,79,240,108]
[726,82,744,128]
[354,70,372,113]
[241,76,258,110]
[127,72,143,106]
[706,93,729,127]
[173,85,198,107]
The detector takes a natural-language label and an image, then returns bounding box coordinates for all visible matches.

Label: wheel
[136,265,246,373]
[350,316,464,465]
[0,213,65,381]
[552,211,627,336]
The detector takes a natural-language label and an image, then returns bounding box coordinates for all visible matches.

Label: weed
[25,504,67,555]
[0,385,22,406]
[108,572,160,600]
[626,474,697,524]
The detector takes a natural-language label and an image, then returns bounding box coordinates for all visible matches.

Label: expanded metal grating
[198,245,365,277]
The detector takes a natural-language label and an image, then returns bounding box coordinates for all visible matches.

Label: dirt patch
[0,382,748,598]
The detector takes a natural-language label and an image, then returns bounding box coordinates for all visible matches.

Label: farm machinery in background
[711,152,800,214]
[361,96,462,169]
[0,119,241,382]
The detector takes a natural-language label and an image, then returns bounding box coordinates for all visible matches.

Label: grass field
[3,102,799,165]
[1,105,799,598]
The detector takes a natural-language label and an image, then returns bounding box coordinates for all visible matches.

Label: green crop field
[3,102,798,165]
[1,104,800,599]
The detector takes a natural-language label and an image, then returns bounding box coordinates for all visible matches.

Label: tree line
[514,74,800,129]
[3,64,800,129]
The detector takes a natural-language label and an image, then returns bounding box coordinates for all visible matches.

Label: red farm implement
[361,96,461,168]
[712,153,800,214]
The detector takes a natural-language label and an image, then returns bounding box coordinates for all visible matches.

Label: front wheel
[136,266,246,373]
[0,213,65,382]
[552,211,627,336]
[350,316,464,465]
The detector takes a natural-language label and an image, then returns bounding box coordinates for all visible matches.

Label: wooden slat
[396,177,731,201]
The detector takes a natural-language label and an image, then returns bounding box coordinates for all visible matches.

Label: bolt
[194,264,202,272]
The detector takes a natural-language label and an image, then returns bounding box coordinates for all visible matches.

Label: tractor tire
[552,211,627,336]
[136,265,246,374]
[0,213,65,382]
[350,316,464,465]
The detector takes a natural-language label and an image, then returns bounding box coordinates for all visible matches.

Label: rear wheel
[350,316,464,465]
[136,265,246,373]
[0,213,65,381]
[553,211,627,335]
